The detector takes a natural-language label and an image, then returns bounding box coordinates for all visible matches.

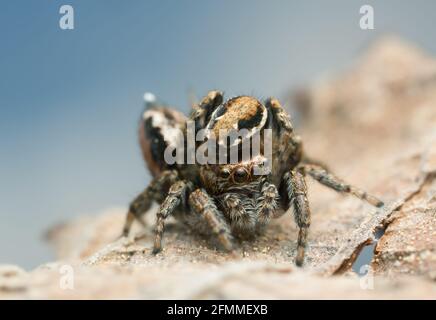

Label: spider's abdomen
[139,107,186,177]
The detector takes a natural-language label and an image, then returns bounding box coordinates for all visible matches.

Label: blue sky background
[1,0,436,268]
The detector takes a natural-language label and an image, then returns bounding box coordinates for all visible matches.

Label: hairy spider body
[123,91,384,266]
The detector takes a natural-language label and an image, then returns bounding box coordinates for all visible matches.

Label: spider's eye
[232,167,249,183]
[219,169,231,179]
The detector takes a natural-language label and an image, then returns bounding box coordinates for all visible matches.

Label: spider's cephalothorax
[122,91,384,266]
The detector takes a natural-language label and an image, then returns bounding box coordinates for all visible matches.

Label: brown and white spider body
[122,91,383,266]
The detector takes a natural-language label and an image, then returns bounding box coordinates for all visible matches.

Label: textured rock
[1,262,434,299]
[1,37,435,299]
[371,174,436,278]
[294,37,436,278]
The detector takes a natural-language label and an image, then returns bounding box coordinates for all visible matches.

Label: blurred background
[1,0,436,269]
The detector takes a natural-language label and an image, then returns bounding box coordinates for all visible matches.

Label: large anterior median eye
[219,168,231,179]
[232,167,249,183]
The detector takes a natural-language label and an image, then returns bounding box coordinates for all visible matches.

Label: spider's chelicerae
[122,90,384,266]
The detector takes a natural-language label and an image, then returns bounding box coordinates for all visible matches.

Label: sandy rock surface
[1,37,435,299]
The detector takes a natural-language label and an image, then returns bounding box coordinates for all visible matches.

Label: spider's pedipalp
[222,193,250,228]
[256,182,279,225]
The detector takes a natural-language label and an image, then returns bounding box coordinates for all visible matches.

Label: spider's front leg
[189,189,234,252]
[265,97,294,132]
[190,90,223,129]
[152,180,193,254]
[265,97,303,168]
[301,164,384,207]
[122,170,178,237]
[283,170,311,267]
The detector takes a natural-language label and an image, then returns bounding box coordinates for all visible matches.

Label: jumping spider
[122,91,384,266]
